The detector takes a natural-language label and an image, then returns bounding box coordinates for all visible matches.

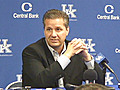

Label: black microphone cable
[103,62,120,83]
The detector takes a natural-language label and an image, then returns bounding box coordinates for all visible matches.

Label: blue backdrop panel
[0,0,120,89]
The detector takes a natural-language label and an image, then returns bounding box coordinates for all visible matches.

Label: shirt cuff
[84,56,94,69]
[57,55,71,70]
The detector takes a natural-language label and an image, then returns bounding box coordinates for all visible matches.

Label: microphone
[83,69,98,84]
[65,69,98,89]
[94,53,114,73]
[95,53,120,84]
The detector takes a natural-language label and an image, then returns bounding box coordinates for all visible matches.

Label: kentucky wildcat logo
[0,39,12,53]
[61,4,77,21]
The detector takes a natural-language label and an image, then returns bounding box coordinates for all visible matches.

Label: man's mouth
[50,39,59,43]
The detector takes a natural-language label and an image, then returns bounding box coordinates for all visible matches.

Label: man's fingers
[68,38,88,55]
[70,38,82,47]
[71,38,87,50]
[75,49,83,54]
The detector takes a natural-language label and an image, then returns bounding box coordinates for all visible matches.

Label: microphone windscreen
[83,69,98,81]
[95,53,109,63]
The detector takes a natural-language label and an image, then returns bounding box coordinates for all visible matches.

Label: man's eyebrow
[46,27,52,28]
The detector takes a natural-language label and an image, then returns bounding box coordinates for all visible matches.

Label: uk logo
[61,4,77,21]
[5,74,22,90]
[105,72,113,85]
[0,39,13,56]
[82,39,96,55]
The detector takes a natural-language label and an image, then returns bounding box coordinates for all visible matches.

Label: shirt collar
[45,39,66,56]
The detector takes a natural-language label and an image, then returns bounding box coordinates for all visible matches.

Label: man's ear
[66,26,70,36]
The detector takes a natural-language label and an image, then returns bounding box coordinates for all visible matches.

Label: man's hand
[80,50,92,61]
[64,38,92,61]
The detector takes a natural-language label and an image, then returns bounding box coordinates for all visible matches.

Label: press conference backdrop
[0,0,120,89]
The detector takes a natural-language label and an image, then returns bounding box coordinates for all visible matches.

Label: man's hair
[43,9,69,28]
[75,83,115,90]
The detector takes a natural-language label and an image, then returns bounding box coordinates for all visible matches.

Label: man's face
[44,18,69,49]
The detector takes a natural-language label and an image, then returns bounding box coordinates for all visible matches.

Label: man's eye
[46,28,52,31]
[56,28,62,31]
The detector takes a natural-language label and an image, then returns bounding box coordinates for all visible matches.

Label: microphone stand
[103,63,120,88]
[102,65,107,85]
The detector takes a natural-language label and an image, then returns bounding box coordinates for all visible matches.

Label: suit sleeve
[22,46,64,88]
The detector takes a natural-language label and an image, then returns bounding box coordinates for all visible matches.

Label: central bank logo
[115,48,120,53]
[97,4,120,20]
[21,2,33,12]
[104,5,114,14]
[13,2,39,19]
[61,4,77,21]
[0,39,13,56]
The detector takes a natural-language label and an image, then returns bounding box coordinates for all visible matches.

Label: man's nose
[51,30,57,37]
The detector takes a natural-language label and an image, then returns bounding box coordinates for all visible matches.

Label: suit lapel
[39,38,70,67]
[42,38,55,66]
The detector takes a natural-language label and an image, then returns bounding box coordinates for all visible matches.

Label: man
[22,9,104,88]
[75,83,115,90]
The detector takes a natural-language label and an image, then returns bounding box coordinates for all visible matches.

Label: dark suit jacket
[22,38,104,88]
